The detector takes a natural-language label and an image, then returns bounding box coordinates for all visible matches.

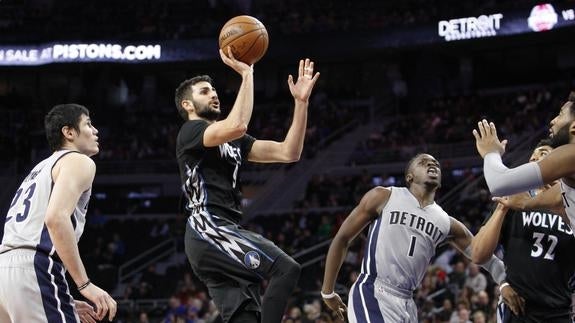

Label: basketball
[218,15,269,65]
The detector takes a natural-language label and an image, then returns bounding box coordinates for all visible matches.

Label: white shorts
[348,274,417,323]
[0,249,79,323]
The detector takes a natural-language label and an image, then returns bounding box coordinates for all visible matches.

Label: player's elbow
[488,185,507,198]
[283,152,300,163]
[229,123,248,138]
[470,245,490,264]
[45,212,63,229]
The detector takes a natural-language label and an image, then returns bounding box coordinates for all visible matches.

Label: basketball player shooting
[321,154,518,322]
[174,48,319,323]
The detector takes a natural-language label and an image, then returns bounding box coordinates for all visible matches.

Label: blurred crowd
[1,0,563,42]
[349,88,561,165]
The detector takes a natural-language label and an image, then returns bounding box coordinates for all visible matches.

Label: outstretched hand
[288,58,320,103]
[472,119,508,158]
[492,193,531,211]
[322,293,347,321]
[219,47,253,76]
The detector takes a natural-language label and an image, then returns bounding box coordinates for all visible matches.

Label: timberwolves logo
[244,251,261,269]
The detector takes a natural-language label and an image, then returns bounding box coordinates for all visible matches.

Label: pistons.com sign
[438,13,503,41]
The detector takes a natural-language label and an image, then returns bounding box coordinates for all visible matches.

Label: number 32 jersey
[0,150,90,257]
[499,204,575,310]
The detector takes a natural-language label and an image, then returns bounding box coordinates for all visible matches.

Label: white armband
[484,153,543,196]
[321,291,337,299]
[499,282,510,293]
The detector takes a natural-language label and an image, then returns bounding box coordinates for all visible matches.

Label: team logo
[244,251,261,269]
[528,4,558,32]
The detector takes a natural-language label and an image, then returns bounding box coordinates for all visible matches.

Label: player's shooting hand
[288,58,320,103]
[492,193,530,211]
[472,119,508,158]
[74,300,97,323]
[322,292,347,321]
[219,47,253,76]
[79,283,117,322]
[501,284,525,316]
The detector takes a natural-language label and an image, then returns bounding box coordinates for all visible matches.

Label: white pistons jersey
[348,187,451,323]
[0,150,90,257]
[560,179,575,235]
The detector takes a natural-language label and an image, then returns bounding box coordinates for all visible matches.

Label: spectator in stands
[464,264,487,294]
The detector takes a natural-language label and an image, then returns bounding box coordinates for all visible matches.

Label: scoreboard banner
[0,3,573,66]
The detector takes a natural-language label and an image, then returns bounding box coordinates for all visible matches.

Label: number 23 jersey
[0,150,90,257]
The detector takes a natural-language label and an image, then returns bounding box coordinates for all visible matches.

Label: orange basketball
[218,15,269,65]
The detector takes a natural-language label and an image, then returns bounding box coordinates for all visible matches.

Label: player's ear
[405,174,413,185]
[181,100,195,114]
[569,120,575,137]
[61,125,76,140]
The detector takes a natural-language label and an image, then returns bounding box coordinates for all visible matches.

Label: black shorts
[497,302,571,323]
[184,212,290,322]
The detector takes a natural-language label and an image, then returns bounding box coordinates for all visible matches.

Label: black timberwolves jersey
[498,207,575,312]
[176,120,255,224]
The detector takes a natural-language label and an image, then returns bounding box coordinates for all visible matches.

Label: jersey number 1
[407,235,416,257]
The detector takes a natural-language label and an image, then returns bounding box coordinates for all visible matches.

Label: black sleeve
[240,133,256,159]
[177,120,209,153]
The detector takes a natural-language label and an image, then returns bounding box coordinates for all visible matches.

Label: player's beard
[550,123,571,147]
[194,101,221,121]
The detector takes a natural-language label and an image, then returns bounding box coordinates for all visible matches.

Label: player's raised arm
[474,120,575,196]
[248,58,320,163]
[471,204,508,264]
[202,48,254,147]
[321,186,390,320]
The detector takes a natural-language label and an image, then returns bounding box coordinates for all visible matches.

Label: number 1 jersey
[361,187,451,293]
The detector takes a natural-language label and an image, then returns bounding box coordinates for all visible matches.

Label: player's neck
[189,115,215,124]
[408,185,436,208]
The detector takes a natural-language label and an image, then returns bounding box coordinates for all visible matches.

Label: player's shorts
[497,299,571,323]
[184,210,291,322]
[0,249,79,323]
[348,273,417,323]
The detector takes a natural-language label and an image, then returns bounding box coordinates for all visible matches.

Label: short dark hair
[404,153,426,188]
[174,75,213,121]
[44,104,90,151]
[568,91,575,118]
[535,138,554,149]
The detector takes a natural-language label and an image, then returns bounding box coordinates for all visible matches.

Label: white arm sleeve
[483,152,543,196]
[464,246,506,284]
[480,255,506,285]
